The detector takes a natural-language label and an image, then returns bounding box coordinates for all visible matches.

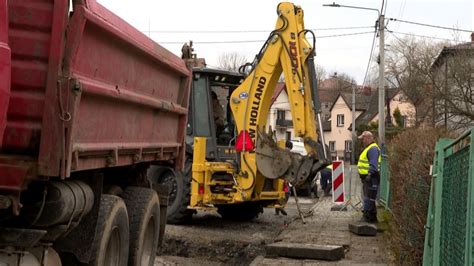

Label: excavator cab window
[187,68,244,161]
[187,73,217,160]
[190,76,212,137]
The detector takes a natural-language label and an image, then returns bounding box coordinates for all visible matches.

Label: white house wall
[323,96,360,160]
[267,90,296,141]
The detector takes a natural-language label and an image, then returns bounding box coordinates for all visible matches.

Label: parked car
[289,140,307,155]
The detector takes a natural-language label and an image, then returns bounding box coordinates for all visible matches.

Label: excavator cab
[186,68,244,162]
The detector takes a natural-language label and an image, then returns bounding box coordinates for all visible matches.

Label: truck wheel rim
[162,174,177,204]
[140,217,156,265]
[105,227,121,266]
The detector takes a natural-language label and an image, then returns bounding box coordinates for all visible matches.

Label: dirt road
[155,166,391,265]
[155,198,316,265]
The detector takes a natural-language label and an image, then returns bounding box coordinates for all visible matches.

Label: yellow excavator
[190,2,330,217]
[152,2,330,222]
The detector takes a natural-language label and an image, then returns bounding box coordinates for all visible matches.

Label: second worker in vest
[357,131,381,223]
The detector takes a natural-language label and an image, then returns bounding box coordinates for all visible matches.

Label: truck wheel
[121,187,160,266]
[157,159,193,224]
[89,195,129,266]
[216,202,263,221]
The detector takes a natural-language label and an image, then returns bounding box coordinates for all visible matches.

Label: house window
[345,140,352,152]
[286,131,292,140]
[277,110,285,120]
[329,141,336,152]
[401,115,407,128]
[337,114,344,127]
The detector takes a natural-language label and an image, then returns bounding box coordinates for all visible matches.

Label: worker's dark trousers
[362,172,380,221]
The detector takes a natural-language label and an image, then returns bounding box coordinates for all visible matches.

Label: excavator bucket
[255,129,293,180]
[256,129,316,187]
[255,127,329,187]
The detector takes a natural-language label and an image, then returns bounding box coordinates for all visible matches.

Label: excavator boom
[230,2,328,186]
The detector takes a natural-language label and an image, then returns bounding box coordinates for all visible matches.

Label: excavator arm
[230,2,329,187]
[190,2,329,209]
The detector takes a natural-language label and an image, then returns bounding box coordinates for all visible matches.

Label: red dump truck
[0,0,191,265]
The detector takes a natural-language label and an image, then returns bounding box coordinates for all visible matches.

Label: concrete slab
[317,231,351,247]
[348,223,377,236]
[265,242,345,261]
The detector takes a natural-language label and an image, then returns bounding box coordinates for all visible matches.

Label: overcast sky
[96,0,473,85]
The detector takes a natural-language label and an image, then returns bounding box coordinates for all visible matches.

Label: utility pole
[322,2,385,147]
[378,14,385,147]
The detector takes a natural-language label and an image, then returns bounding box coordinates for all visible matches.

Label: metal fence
[379,154,391,210]
[423,129,474,266]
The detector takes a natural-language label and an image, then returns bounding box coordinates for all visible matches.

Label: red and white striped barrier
[332,161,345,203]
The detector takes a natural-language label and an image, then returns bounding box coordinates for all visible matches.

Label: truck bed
[0,0,190,191]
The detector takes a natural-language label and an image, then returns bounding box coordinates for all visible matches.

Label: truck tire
[216,202,263,221]
[89,195,129,266]
[121,187,160,266]
[157,159,193,224]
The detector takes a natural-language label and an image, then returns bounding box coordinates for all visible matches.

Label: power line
[361,29,378,89]
[160,39,263,44]
[143,26,374,34]
[158,31,375,44]
[387,30,457,42]
[315,26,374,31]
[395,0,407,32]
[316,31,375,39]
[387,30,408,45]
[388,18,473,33]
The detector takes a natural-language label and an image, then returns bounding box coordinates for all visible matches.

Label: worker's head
[357,131,374,146]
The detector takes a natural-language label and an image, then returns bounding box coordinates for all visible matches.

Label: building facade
[268,82,416,162]
[267,84,295,141]
[431,33,474,132]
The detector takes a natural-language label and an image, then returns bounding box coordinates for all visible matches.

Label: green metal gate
[379,154,390,209]
[423,129,474,266]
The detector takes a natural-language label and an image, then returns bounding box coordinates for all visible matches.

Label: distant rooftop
[432,32,474,68]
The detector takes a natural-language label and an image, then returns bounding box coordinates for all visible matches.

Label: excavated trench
[157,210,295,265]
[159,238,266,265]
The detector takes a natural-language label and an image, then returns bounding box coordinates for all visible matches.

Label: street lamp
[323,2,386,152]
[323,2,380,16]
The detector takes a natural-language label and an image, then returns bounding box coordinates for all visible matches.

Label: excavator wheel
[160,158,194,224]
[216,202,263,221]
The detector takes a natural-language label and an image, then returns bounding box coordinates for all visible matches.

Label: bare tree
[280,63,326,84]
[315,64,327,86]
[217,52,248,72]
[385,36,447,127]
[325,71,356,93]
